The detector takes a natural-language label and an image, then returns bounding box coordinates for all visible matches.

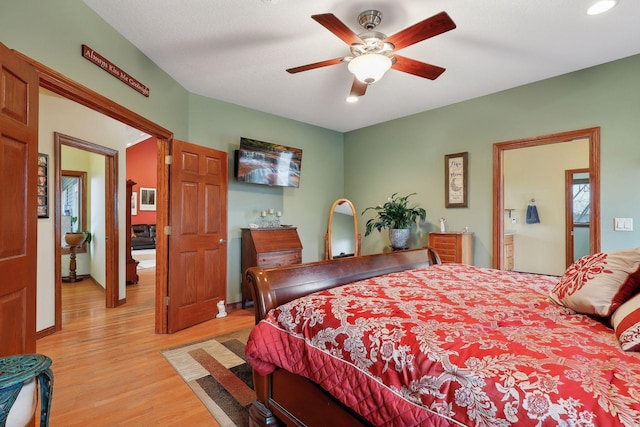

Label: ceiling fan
[286,10,456,101]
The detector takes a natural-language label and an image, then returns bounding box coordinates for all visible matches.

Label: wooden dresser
[126,179,139,284]
[503,234,514,271]
[241,227,303,308]
[428,232,474,265]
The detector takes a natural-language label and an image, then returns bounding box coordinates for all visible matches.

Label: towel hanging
[526,199,540,224]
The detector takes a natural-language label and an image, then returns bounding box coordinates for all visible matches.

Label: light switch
[614,218,633,231]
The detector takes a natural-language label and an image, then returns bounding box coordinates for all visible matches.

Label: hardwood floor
[36,267,255,426]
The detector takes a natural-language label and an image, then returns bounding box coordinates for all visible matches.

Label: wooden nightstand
[428,232,474,264]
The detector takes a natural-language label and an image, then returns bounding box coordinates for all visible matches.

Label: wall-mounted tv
[235,137,303,188]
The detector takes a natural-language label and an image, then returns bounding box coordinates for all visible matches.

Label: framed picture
[444,152,468,208]
[37,153,49,218]
[131,191,138,215]
[139,187,156,211]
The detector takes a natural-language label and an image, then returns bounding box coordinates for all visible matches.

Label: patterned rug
[161,328,255,427]
[133,248,156,270]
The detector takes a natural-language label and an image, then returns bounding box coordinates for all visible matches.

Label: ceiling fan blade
[286,57,345,74]
[312,14,364,45]
[349,78,368,97]
[386,11,456,51]
[392,55,446,80]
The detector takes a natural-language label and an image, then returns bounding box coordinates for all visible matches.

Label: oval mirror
[325,198,361,260]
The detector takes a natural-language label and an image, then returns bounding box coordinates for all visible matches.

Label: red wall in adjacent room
[126,137,157,225]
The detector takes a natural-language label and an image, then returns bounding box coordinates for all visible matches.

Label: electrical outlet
[511,217,517,224]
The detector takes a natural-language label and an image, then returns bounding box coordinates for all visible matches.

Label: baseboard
[36,324,58,340]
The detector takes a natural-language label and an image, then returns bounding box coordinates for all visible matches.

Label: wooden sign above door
[82,45,150,97]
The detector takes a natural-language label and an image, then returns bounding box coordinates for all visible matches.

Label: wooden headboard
[245,247,441,324]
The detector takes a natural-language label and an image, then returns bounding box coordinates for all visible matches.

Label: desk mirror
[325,198,361,260]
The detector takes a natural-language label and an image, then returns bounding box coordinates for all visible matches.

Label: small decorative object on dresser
[362,193,426,249]
[428,231,474,264]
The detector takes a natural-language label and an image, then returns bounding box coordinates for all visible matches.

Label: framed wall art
[37,153,49,218]
[139,187,156,211]
[444,152,468,208]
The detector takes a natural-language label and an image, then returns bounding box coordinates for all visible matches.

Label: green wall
[3,0,640,301]
[1,0,344,305]
[0,0,189,139]
[346,54,640,266]
[186,94,343,302]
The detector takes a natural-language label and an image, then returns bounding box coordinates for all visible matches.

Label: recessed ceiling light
[587,0,618,15]
[346,96,359,103]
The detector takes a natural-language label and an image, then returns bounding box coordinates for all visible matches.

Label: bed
[244,247,640,427]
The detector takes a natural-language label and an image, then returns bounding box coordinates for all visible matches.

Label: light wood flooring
[36,267,254,426]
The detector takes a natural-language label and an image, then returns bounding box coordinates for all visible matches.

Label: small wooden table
[62,244,84,283]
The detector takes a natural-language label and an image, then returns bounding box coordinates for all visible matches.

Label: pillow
[549,248,640,317]
[611,292,640,351]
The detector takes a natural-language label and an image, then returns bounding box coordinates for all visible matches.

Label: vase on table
[64,232,87,247]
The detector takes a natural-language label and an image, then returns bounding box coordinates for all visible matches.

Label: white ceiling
[83,0,640,133]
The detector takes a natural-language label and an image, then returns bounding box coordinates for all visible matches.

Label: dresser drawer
[438,253,458,263]
[430,239,457,250]
[258,251,302,268]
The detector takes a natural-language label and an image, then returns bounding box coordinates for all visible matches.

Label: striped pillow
[549,248,640,317]
[611,293,640,351]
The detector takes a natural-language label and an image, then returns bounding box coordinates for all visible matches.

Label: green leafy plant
[362,193,426,236]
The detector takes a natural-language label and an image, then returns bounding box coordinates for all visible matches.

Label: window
[61,170,87,252]
[572,178,590,225]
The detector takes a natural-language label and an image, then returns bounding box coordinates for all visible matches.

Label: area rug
[133,249,156,270]
[161,328,255,427]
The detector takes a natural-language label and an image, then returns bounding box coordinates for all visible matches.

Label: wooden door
[0,42,39,356]
[167,140,228,333]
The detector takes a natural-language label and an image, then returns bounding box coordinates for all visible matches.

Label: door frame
[492,127,601,270]
[54,133,118,329]
[16,51,175,334]
[565,168,590,268]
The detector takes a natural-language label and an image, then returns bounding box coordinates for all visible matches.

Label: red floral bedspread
[245,264,640,426]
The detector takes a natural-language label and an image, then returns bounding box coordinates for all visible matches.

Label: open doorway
[54,133,118,328]
[25,53,174,336]
[26,50,224,336]
[127,135,158,286]
[492,127,601,273]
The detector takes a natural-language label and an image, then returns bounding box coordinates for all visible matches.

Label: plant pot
[389,228,410,249]
[64,232,87,246]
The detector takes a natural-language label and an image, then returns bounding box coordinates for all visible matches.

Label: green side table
[0,354,53,426]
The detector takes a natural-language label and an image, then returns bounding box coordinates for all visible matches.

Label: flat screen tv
[235,137,303,188]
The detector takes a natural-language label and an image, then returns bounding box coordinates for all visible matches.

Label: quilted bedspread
[245,264,640,426]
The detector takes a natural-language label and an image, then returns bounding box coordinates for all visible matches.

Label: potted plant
[362,193,426,249]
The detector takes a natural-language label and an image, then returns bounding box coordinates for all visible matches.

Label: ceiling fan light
[346,95,359,103]
[348,54,392,84]
[587,0,617,15]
